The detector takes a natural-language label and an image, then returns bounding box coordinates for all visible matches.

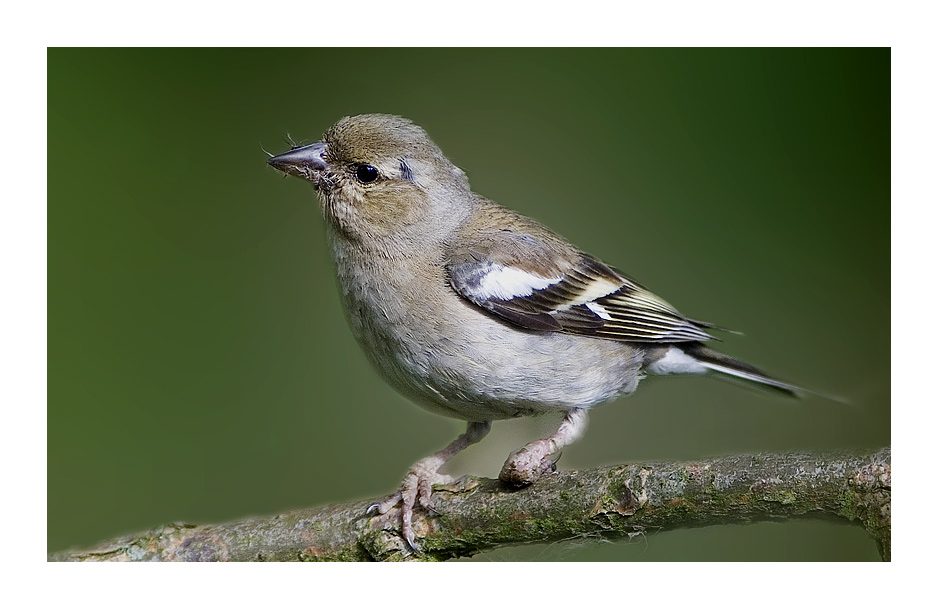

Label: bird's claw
[366,491,402,517]
[550,451,562,471]
[364,457,453,551]
[498,440,559,487]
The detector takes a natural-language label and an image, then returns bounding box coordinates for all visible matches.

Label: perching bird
[267,114,806,550]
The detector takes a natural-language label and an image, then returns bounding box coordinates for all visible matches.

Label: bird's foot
[498,439,558,487]
[366,455,453,551]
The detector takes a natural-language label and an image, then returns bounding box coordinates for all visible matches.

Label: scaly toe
[499,441,556,487]
[365,491,403,516]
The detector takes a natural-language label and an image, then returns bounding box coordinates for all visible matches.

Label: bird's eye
[355,164,380,184]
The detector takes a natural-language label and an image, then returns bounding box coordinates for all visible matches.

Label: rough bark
[49,446,890,562]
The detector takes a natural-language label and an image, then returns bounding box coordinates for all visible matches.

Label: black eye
[355,164,379,184]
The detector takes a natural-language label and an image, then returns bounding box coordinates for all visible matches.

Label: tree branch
[49,447,890,562]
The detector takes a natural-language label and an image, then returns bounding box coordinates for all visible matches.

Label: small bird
[267,114,806,550]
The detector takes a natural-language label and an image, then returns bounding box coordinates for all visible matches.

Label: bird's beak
[267,142,328,182]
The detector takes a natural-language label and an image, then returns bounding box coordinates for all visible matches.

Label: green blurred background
[48,48,889,560]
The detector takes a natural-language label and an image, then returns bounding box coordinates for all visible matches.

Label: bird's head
[268,114,471,243]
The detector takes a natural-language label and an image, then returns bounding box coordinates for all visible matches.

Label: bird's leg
[368,420,491,550]
[499,408,588,486]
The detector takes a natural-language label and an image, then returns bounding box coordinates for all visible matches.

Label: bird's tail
[644,342,806,399]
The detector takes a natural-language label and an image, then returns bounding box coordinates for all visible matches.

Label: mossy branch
[49,447,890,562]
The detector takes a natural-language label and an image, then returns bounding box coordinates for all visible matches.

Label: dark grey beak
[267,142,327,181]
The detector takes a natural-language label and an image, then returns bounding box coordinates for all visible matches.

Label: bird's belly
[343,283,643,421]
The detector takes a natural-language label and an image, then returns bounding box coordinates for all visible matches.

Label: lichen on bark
[49,447,890,562]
